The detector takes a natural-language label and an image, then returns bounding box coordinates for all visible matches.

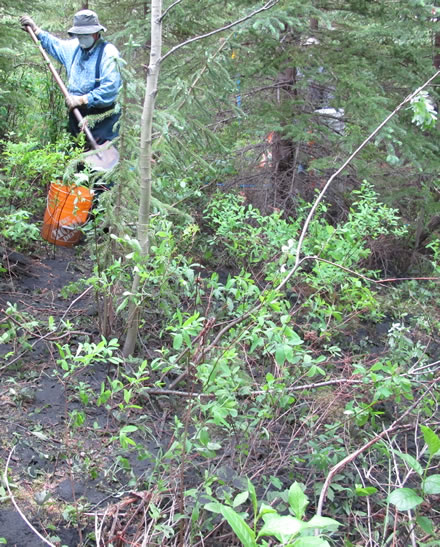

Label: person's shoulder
[103,42,120,57]
[41,31,77,48]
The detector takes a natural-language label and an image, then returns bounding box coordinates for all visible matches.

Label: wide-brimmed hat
[68,10,106,35]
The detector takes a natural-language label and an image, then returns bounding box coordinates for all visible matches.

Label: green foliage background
[1,0,440,545]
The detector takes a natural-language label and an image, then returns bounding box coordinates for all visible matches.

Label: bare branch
[160,0,280,62]
[141,388,213,398]
[160,0,186,22]
[316,383,435,518]
[293,70,440,271]
[251,378,363,394]
[3,446,57,547]
[61,285,93,320]
[297,256,440,285]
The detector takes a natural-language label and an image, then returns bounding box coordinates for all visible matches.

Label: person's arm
[38,31,75,69]
[86,44,122,108]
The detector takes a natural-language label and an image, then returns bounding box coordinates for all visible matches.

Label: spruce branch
[159,0,186,22]
[160,0,280,62]
[151,196,193,220]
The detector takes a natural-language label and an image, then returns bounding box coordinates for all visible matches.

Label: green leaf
[288,482,308,520]
[416,515,434,535]
[247,478,258,518]
[204,501,223,514]
[199,428,210,446]
[392,451,423,476]
[423,474,440,495]
[420,426,440,457]
[388,488,423,511]
[233,491,249,508]
[292,539,331,547]
[173,333,183,350]
[120,425,138,434]
[305,515,341,530]
[258,503,277,517]
[275,346,285,365]
[257,514,303,542]
[218,504,257,547]
[287,330,304,345]
[355,486,378,497]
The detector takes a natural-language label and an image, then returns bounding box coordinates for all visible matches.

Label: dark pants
[68,104,120,145]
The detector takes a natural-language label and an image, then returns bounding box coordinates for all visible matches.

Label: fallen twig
[61,285,93,320]
[0,328,89,371]
[316,382,435,518]
[141,388,214,398]
[3,445,57,547]
[250,378,364,394]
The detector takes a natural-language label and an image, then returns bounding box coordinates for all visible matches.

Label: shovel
[25,25,119,171]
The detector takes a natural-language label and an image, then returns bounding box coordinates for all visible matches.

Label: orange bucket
[41,182,93,247]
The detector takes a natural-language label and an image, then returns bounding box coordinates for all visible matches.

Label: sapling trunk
[122,0,281,356]
[123,0,162,357]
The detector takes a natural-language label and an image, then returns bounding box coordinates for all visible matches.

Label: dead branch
[293,70,440,272]
[3,445,57,547]
[315,382,436,518]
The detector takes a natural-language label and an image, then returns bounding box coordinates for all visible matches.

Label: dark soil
[2,240,439,546]
[0,244,164,546]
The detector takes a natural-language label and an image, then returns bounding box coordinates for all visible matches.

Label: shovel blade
[84,142,120,171]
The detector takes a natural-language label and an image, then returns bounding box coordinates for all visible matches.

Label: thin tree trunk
[123,0,163,357]
[122,0,280,356]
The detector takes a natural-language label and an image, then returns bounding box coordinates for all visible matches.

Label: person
[20,10,122,146]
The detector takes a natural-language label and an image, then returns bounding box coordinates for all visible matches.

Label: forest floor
[0,244,173,546]
[1,236,440,546]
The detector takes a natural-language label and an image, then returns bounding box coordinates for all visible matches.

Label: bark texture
[123,0,163,357]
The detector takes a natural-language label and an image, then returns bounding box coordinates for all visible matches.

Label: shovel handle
[25,25,100,151]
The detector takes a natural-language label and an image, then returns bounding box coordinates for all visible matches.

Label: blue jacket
[38,31,121,108]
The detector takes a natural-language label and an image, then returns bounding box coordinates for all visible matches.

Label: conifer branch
[293,70,440,271]
[160,0,280,62]
[151,196,193,220]
[160,0,186,22]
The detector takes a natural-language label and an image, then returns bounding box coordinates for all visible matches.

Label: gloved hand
[65,94,88,110]
[20,15,40,35]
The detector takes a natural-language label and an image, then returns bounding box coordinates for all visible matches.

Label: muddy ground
[0,245,168,546]
[1,240,440,546]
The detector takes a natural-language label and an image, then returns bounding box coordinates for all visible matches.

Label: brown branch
[316,382,436,518]
[141,388,213,398]
[0,325,89,372]
[61,285,93,320]
[159,0,186,21]
[251,378,363,394]
[299,256,440,285]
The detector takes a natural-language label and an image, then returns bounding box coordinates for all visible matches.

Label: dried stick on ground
[315,383,436,518]
[3,445,57,547]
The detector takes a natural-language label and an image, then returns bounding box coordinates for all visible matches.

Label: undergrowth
[2,181,440,545]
